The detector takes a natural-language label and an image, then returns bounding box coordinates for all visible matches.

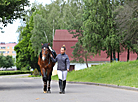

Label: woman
[51,45,70,94]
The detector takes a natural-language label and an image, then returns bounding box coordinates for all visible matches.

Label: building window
[0,51,6,54]
[12,47,14,49]
[12,56,16,58]
[2,47,5,49]
[0,47,6,49]
[12,51,16,54]
[7,46,9,49]
[7,51,9,54]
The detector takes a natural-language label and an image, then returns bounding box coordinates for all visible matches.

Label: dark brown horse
[38,43,56,93]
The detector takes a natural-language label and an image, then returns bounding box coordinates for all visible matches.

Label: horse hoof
[43,91,47,93]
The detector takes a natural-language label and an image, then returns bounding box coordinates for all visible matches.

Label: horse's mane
[40,51,42,59]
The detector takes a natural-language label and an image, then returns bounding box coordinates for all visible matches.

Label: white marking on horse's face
[42,56,45,61]
[44,47,46,50]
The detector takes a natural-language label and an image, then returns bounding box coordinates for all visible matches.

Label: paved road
[0,76,138,102]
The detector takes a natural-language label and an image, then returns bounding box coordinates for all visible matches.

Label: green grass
[52,60,138,88]
[0,70,30,75]
[28,75,41,77]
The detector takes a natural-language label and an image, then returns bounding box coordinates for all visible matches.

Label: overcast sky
[0,0,55,43]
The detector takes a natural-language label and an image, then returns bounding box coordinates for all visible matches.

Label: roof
[54,29,78,41]
[0,43,17,47]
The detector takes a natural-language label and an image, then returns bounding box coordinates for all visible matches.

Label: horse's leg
[47,70,52,93]
[42,68,47,93]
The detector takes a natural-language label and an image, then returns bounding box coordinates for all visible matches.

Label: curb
[53,80,138,91]
[67,81,138,91]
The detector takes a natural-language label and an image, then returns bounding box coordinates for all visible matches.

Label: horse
[38,43,56,93]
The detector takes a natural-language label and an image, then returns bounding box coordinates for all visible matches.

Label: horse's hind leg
[47,71,52,93]
[42,68,47,93]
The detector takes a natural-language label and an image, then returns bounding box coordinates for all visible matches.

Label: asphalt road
[0,75,138,102]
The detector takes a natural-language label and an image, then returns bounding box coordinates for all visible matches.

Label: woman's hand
[67,69,69,72]
[50,54,53,57]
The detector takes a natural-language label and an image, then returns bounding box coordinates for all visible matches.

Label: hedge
[0,71,31,75]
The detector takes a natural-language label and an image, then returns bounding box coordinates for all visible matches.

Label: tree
[115,0,138,61]
[0,0,30,27]
[0,53,4,68]
[71,37,93,67]
[0,54,14,68]
[14,12,39,70]
[30,13,52,55]
[82,0,122,62]
[3,55,14,68]
[65,0,94,67]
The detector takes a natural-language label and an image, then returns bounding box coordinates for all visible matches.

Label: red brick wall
[53,30,137,62]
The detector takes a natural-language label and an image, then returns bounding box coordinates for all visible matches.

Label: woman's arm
[66,56,70,71]
[51,54,58,62]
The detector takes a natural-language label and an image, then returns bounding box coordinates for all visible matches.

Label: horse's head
[41,43,50,61]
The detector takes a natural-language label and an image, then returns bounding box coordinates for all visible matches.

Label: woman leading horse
[50,45,70,94]
[38,43,56,93]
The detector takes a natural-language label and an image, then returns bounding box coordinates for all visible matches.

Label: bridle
[42,47,51,67]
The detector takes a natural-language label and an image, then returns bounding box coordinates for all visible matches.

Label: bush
[33,68,39,76]
[21,64,30,71]
[0,71,30,75]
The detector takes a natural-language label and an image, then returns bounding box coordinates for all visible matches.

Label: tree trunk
[118,51,119,61]
[85,56,89,68]
[127,48,129,62]
[137,52,138,60]
[113,49,116,61]
[110,48,112,63]
[118,45,120,61]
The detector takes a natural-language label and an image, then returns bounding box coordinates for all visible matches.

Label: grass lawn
[52,60,138,88]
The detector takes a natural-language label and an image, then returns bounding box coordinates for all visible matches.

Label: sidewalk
[0,74,30,78]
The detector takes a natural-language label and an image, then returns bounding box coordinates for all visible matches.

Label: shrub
[33,68,39,76]
[0,71,30,75]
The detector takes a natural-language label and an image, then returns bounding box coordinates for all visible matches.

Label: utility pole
[53,19,54,39]
[44,31,48,42]
[81,0,83,8]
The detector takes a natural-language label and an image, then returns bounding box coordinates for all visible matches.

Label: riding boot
[62,80,66,94]
[59,79,63,94]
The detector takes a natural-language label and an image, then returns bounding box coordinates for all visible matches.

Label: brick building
[53,29,78,61]
[53,29,137,62]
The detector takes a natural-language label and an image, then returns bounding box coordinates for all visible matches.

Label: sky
[0,0,55,43]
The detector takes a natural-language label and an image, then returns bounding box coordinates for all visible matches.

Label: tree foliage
[0,54,14,68]
[15,0,138,70]
[14,13,39,70]
[0,0,30,26]
[115,0,138,60]
[82,0,120,62]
